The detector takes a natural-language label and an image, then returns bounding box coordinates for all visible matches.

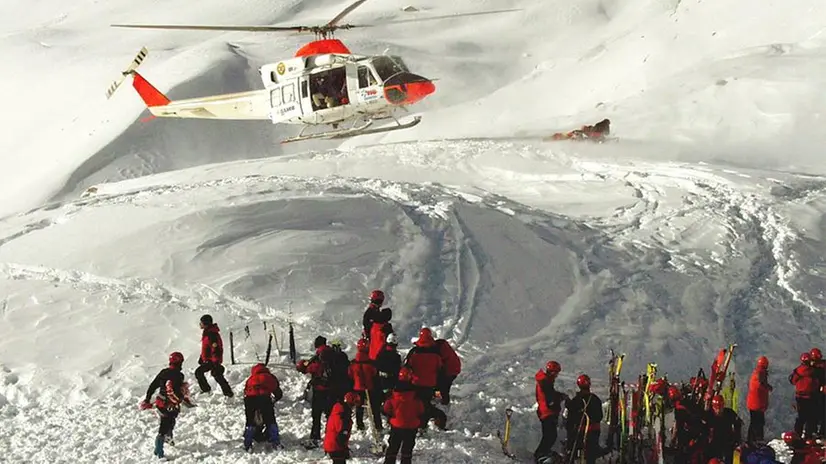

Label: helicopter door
[270,78,303,123]
[345,63,359,105]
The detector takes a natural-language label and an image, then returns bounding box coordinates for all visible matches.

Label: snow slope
[1,0,826,462]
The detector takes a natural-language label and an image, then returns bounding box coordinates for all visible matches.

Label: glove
[139,400,152,410]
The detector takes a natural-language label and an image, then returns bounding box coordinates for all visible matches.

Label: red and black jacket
[348,351,377,392]
[298,345,335,391]
[436,339,461,377]
[200,324,224,365]
[145,366,186,409]
[244,363,282,400]
[746,367,770,412]
[383,389,425,429]
[405,341,442,388]
[535,370,566,420]
[789,363,820,399]
[323,401,353,453]
[368,308,393,360]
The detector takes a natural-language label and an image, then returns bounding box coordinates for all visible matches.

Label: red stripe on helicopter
[294,39,352,58]
[131,72,170,107]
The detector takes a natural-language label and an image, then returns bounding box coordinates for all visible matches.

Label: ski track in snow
[0,140,824,462]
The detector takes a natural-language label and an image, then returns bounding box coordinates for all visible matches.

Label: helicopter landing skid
[280,116,421,144]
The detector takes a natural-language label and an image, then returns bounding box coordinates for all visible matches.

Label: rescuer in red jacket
[242,363,283,452]
[435,337,461,405]
[298,336,337,444]
[383,367,425,464]
[363,289,384,337]
[369,307,394,361]
[809,347,825,436]
[139,352,195,459]
[789,352,821,437]
[404,327,447,431]
[534,360,568,463]
[746,356,772,442]
[324,391,360,463]
[195,314,234,397]
[348,338,382,431]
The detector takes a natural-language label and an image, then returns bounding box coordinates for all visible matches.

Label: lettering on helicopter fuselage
[361,89,380,101]
[279,104,296,116]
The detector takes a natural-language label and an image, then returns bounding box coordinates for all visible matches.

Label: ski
[363,390,386,456]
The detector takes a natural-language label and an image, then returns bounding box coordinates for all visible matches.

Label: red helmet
[576,374,591,389]
[668,386,681,402]
[708,459,723,464]
[398,366,414,383]
[782,431,798,444]
[370,289,385,304]
[711,395,725,410]
[357,338,369,352]
[810,347,823,361]
[545,361,561,374]
[801,352,812,364]
[756,356,769,369]
[344,391,361,406]
[169,352,184,366]
[418,328,434,345]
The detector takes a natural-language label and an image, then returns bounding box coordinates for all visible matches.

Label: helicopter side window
[310,67,348,110]
[358,66,377,89]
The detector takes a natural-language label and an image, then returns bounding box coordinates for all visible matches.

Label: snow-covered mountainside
[1,0,825,462]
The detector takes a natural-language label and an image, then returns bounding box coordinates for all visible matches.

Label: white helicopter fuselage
[147,53,407,126]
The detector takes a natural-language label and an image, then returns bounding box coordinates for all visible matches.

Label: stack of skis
[498,344,739,464]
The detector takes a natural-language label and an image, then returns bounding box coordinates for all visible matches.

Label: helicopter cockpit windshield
[371,56,410,82]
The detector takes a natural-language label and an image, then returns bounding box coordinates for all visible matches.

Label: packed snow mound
[1,139,825,462]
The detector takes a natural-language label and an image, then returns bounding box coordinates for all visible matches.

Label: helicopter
[106,0,519,144]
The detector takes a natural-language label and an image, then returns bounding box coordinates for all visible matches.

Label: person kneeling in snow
[139,352,195,459]
[383,367,425,464]
[325,391,360,463]
[243,363,283,452]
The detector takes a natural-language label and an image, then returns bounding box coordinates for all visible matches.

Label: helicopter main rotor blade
[326,0,370,28]
[348,8,521,28]
[111,24,310,32]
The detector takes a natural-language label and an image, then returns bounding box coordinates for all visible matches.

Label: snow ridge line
[0,263,295,323]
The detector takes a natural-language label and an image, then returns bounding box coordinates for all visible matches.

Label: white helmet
[386,333,398,345]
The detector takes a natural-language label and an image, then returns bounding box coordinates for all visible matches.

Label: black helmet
[200,314,213,326]
[314,335,327,349]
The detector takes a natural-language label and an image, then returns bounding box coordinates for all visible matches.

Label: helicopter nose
[383,72,436,106]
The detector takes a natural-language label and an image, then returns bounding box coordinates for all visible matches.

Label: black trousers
[157,407,179,437]
[311,389,331,440]
[415,387,447,430]
[816,392,825,435]
[245,395,276,426]
[384,427,416,464]
[794,397,818,437]
[436,374,457,405]
[355,390,384,431]
[195,362,233,396]
[535,416,559,460]
[747,409,765,442]
[566,429,600,464]
[329,449,349,463]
